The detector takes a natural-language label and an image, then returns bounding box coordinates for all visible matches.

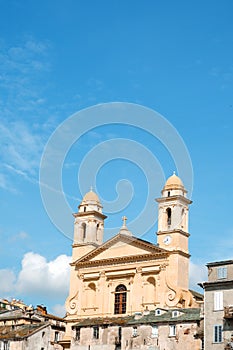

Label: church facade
[60,174,203,350]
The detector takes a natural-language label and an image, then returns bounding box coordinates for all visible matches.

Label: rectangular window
[3,342,9,350]
[217,267,227,279]
[172,311,179,317]
[214,291,223,310]
[75,327,80,341]
[169,325,176,337]
[114,290,127,314]
[213,325,222,343]
[152,325,158,337]
[54,331,59,342]
[93,326,99,339]
[132,327,138,337]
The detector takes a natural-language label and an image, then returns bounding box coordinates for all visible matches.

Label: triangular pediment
[72,233,168,266]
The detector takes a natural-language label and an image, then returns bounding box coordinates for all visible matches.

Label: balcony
[224,306,233,319]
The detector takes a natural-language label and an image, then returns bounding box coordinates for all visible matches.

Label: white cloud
[189,260,207,291]
[0,252,71,311]
[17,252,71,298]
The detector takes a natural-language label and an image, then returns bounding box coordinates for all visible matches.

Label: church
[60,174,203,350]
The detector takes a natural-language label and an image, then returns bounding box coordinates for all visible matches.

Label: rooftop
[73,308,202,328]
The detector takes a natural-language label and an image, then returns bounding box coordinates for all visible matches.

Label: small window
[213,325,222,343]
[96,223,100,240]
[217,267,227,279]
[155,309,161,316]
[169,325,176,337]
[82,223,87,239]
[75,327,80,341]
[116,327,122,344]
[42,331,45,337]
[132,327,137,337]
[166,208,171,226]
[54,331,59,342]
[3,342,9,350]
[172,311,179,317]
[168,191,170,197]
[93,326,99,339]
[152,325,158,337]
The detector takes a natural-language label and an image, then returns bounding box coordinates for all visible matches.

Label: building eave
[199,280,233,290]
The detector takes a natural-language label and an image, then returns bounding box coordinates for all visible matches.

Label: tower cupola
[73,189,107,246]
[157,173,191,233]
[79,189,103,214]
[161,172,187,198]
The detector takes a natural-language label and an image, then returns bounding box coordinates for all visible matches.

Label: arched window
[96,223,99,241]
[166,208,171,226]
[82,223,87,240]
[114,284,127,314]
[181,208,185,228]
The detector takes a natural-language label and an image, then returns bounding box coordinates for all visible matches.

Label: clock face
[163,235,172,245]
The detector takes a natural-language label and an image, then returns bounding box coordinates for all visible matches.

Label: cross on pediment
[122,216,127,226]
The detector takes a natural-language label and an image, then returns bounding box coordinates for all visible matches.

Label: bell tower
[72,189,107,261]
[156,173,192,290]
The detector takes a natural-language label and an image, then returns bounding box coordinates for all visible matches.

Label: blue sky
[0,1,233,315]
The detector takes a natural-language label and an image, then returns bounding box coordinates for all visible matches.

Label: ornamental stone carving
[65,290,79,315]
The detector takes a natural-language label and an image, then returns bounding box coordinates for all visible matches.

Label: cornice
[75,252,168,268]
[73,211,107,219]
[157,229,190,238]
[72,242,98,248]
[200,279,233,290]
[168,249,190,258]
[156,195,192,205]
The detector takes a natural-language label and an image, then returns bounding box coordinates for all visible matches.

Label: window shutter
[213,325,222,343]
[214,292,223,311]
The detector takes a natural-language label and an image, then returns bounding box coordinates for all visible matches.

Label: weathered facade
[61,174,203,349]
[200,260,233,350]
[70,307,203,350]
[0,304,66,350]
